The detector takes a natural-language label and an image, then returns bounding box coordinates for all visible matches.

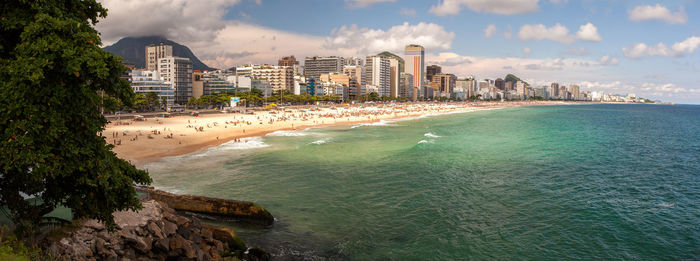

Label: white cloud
[346,0,395,8]
[429,0,539,16]
[523,47,532,54]
[484,24,497,38]
[323,22,455,56]
[599,55,618,66]
[623,36,700,58]
[400,8,417,17]
[576,23,602,42]
[628,4,687,24]
[518,23,573,44]
[97,0,241,45]
[518,22,602,44]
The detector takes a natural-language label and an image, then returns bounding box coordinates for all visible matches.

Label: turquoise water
[144,104,700,260]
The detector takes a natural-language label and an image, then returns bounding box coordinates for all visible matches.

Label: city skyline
[96,0,700,104]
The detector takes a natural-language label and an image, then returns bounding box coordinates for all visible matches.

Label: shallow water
[144,104,700,260]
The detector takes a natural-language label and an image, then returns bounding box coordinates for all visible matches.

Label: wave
[266,130,308,137]
[311,138,331,145]
[424,132,441,138]
[310,138,331,145]
[658,202,675,208]
[219,137,270,150]
[417,140,433,144]
[350,120,397,129]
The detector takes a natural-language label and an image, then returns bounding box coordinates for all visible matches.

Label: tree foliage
[0,0,151,232]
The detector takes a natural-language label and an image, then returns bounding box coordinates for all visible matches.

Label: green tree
[0,0,151,233]
[145,92,159,110]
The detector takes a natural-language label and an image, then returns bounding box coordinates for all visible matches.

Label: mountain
[103,36,215,71]
[504,74,529,86]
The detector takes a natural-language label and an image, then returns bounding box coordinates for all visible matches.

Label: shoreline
[106,101,590,166]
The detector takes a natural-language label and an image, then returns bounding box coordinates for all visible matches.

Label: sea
[143,104,700,260]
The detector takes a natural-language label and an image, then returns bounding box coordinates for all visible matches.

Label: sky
[96,0,700,104]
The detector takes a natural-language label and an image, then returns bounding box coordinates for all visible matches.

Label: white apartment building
[364,56,390,97]
[129,70,175,105]
[146,44,173,71]
[158,56,193,104]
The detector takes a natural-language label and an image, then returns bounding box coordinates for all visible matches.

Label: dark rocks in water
[142,187,275,226]
[45,200,269,260]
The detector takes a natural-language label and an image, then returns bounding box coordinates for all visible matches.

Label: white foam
[266,130,308,137]
[658,202,674,208]
[219,137,270,150]
[350,120,397,129]
[424,132,441,138]
[417,140,433,144]
[310,138,331,145]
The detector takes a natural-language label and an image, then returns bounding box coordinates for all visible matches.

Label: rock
[83,220,105,231]
[121,230,150,253]
[112,200,163,229]
[94,238,110,256]
[203,224,246,251]
[44,200,257,261]
[147,221,165,239]
[147,188,275,226]
[247,247,271,261]
[162,220,178,236]
[154,238,170,252]
[169,234,195,259]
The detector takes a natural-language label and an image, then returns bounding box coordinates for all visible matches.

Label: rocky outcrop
[141,187,274,226]
[46,200,268,261]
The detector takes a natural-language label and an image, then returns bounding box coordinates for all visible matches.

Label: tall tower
[404,44,425,95]
[146,44,173,71]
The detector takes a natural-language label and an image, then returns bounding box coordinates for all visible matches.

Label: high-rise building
[495,78,505,90]
[252,65,294,92]
[343,57,364,67]
[158,57,192,104]
[559,86,568,99]
[303,56,343,80]
[376,52,405,98]
[569,85,580,100]
[551,83,560,98]
[129,70,175,106]
[278,56,299,74]
[343,65,363,87]
[146,44,173,71]
[364,56,391,97]
[431,73,456,95]
[404,44,425,96]
[400,72,414,100]
[192,71,204,99]
[426,65,441,82]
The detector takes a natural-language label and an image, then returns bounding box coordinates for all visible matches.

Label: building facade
[404,44,425,96]
[426,65,441,83]
[146,44,173,71]
[158,57,193,104]
[129,70,175,106]
[303,56,344,80]
[364,56,391,97]
[251,65,294,92]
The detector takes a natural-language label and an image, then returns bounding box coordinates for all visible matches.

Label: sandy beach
[105,101,578,166]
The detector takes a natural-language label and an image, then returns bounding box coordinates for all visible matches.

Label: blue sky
[97,0,700,103]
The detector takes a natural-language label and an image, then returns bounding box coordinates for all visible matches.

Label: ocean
[143,104,700,260]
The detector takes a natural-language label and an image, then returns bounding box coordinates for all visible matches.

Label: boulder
[202,224,246,252]
[146,188,274,226]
